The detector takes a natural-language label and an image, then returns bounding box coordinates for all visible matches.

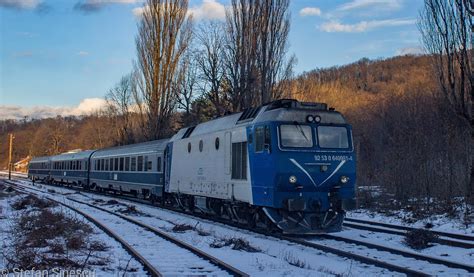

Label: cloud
[299,7,321,17]
[0,98,108,120]
[133,1,225,20]
[132,5,147,17]
[320,18,416,33]
[0,0,41,9]
[187,0,225,20]
[74,0,141,13]
[396,46,424,56]
[337,0,403,12]
[76,51,89,56]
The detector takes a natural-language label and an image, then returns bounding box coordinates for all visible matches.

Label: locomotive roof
[91,139,169,159]
[170,99,347,141]
[50,150,95,162]
[30,156,52,163]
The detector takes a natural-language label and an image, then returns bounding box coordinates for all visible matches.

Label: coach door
[248,124,273,206]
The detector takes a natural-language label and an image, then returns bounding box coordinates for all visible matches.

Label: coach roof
[91,139,169,159]
[50,150,95,162]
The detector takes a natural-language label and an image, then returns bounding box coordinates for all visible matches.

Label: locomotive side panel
[167,126,253,204]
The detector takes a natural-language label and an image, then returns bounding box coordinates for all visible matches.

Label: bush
[172,224,194,233]
[404,229,438,250]
[210,237,260,252]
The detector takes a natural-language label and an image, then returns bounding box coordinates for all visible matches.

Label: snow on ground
[334,228,474,266]
[12,179,399,276]
[348,209,474,236]
[0,171,27,179]
[0,187,146,276]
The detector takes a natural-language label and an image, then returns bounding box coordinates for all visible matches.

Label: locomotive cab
[247,99,356,234]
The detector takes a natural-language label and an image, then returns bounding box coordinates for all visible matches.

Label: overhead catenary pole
[8,133,14,180]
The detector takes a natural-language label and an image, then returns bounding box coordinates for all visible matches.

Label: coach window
[157,157,162,172]
[137,156,143,172]
[101,159,105,171]
[125,157,130,171]
[144,156,148,171]
[131,157,137,171]
[146,157,152,171]
[188,142,191,153]
[119,157,124,171]
[215,137,220,150]
[199,140,203,152]
[96,160,100,171]
[114,158,119,171]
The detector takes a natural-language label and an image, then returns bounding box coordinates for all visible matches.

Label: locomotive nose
[286,157,353,189]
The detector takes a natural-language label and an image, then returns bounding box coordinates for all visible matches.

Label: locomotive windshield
[280,124,313,147]
[317,126,349,148]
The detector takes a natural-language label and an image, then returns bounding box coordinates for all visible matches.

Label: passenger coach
[89,140,168,199]
[28,156,51,182]
[50,150,95,186]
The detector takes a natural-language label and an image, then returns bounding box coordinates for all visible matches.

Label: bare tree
[419,0,473,202]
[225,0,293,111]
[134,0,193,139]
[175,50,199,125]
[105,74,135,145]
[225,0,259,111]
[195,21,229,116]
[255,0,291,103]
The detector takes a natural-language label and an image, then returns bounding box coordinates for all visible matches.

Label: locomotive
[28,99,356,234]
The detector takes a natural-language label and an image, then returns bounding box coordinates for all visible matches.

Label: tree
[175,50,199,126]
[195,21,228,116]
[419,0,473,202]
[134,0,193,139]
[224,0,292,111]
[255,0,292,103]
[105,74,135,145]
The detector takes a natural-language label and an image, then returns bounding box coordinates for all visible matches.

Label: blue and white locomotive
[28,99,356,234]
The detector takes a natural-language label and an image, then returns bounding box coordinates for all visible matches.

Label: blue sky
[0,0,424,119]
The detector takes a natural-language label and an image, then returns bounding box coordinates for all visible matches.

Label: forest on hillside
[1,0,472,220]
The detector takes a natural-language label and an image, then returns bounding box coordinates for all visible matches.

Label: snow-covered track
[4,181,162,277]
[344,218,474,248]
[345,217,474,242]
[6,180,248,277]
[279,236,433,276]
[319,233,474,273]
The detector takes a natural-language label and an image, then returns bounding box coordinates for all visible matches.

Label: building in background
[14,156,31,173]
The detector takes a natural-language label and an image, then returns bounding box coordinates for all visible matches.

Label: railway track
[345,217,474,241]
[4,180,248,277]
[344,218,474,248]
[6,178,474,276]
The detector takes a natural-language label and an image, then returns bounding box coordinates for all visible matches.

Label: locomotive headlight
[340,176,349,184]
[314,115,321,123]
[306,115,314,123]
[289,175,297,184]
[320,165,328,172]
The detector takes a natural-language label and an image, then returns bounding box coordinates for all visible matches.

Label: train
[28,99,356,234]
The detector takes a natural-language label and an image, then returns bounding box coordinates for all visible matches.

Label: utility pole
[8,133,14,180]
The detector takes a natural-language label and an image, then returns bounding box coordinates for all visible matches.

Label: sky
[0,0,424,119]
